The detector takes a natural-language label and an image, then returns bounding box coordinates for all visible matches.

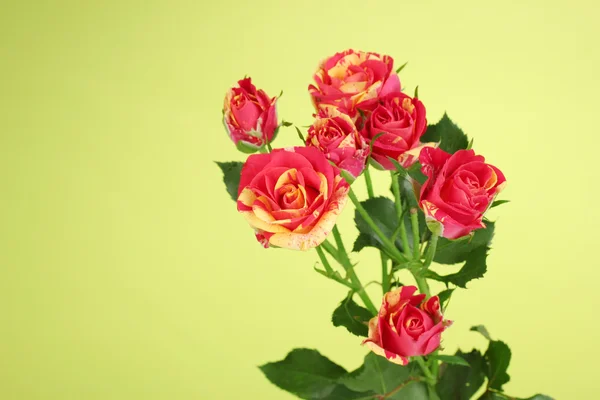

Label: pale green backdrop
[1,1,599,399]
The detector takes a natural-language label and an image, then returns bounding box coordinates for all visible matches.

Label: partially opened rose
[237,147,349,250]
[306,108,369,179]
[223,77,278,152]
[362,286,452,365]
[419,147,507,239]
[362,92,429,170]
[309,49,401,119]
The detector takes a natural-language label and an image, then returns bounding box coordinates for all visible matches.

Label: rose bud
[362,286,452,365]
[306,107,369,180]
[237,147,349,250]
[308,49,401,119]
[419,147,507,239]
[223,77,278,153]
[362,92,430,170]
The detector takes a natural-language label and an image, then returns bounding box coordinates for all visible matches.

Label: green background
[2,0,598,398]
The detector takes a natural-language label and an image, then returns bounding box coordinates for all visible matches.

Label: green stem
[423,233,439,269]
[410,209,420,260]
[315,246,356,290]
[412,271,431,297]
[430,352,440,383]
[316,246,334,274]
[364,167,375,198]
[390,172,411,257]
[321,239,340,262]
[347,187,409,264]
[381,254,390,293]
[364,170,391,294]
[332,226,378,315]
[414,356,436,385]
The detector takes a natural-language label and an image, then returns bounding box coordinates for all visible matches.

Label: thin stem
[347,187,409,264]
[430,351,440,384]
[390,172,411,256]
[364,170,391,295]
[364,167,375,198]
[316,246,334,274]
[332,226,378,315]
[314,246,356,290]
[412,271,431,297]
[410,209,420,260]
[414,356,436,385]
[321,239,340,262]
[423,233,439,269]
[398,219,411,257]
[381,254,390,293]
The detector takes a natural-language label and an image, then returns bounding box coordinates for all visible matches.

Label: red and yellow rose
[362,92,429,170]
[306,107,369,179]
[363,286,452,365]
[223,77,278,152]
[419,147,507,239]
[237,147,349,250]
[309,49,401,119]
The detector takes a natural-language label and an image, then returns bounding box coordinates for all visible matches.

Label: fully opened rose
[306,107,369,179]
[236,146,349,250]
[362,92,429,170]
[419,147,507,239]
[223,77,278,152]
[309,49,401,118]
[363,286,452,365]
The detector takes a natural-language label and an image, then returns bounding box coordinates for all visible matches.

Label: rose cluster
[223,50,435,251]
[220,49,507,366]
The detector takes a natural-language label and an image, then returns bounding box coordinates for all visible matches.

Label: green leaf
[491,200,510,208]
[414,85,419,99]
[395,61,408,74]
[420,113,469,154]
[339,168,356,184]
[434,221,495,265]
[369,132,386,154]
[436,349,487,400]
[331,294,373,337]
[340,353,428,399]
[281,120,293,127]
[407,162,428,185]
[353,197,403,254]
[436,288,454,311]
[296,126,306,143]
[259,349,368,400]
[470,325,493,341]
[235,140,262,154]
[429,354,469,366]
[387,156,408,178]
[215,161,243,202]
[484,340,511,390]
[466,137,474,150]
[352,233,379,253]
[425,246,488,288]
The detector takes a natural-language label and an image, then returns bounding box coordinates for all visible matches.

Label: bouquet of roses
[216,49,552,400]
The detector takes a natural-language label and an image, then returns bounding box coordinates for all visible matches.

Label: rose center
[231,93,247,108]
[278,183,306,210]
[405,317,423,330]
[401,98,415,114]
